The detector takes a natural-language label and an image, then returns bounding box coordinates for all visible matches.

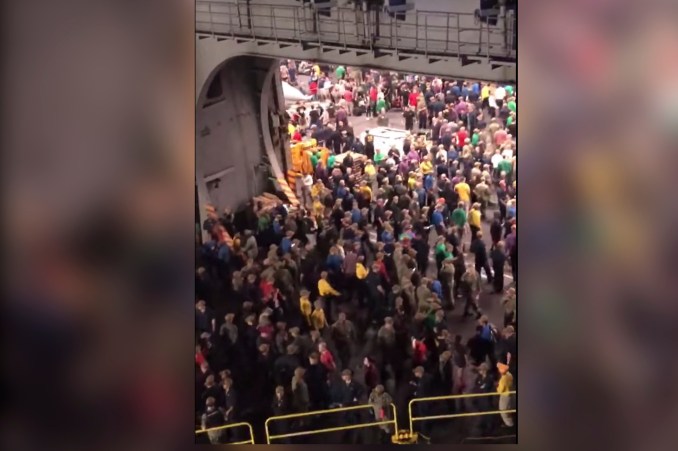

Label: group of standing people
[196,65,517,444]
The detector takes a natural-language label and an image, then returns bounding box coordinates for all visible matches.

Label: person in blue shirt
[351,202,362,224]
[447,148,459,162]
[430,279,443,299]
[335,180,348,199]
[415,185,426,206]
[217,241,230,264]
[280,230,294,255]
[424,174,434,192]
[326,246,344,273]
[431,204,445,235]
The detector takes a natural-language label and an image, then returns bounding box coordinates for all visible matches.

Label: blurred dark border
[5,0,678,450]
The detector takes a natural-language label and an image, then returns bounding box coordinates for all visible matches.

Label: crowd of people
[196,62,517,444]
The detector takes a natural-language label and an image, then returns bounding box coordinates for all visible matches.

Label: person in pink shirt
[494,128,508,146]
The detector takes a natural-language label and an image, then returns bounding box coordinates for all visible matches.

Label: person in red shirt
[369,85,378,117]
[456,127,468,147]
[412,336,428,366]
[319,341,337,372]
[309,79,318,99]
[409,89,419,109]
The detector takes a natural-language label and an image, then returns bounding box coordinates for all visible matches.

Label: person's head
[478,362,489,375]
[314,299,323,309]
[479,315,489,325]
[337,312,347,322]
[413,366,425,378]
[275,385,285,397]
[374,384,385,395]
[309,351,320,364]
[205,374,215,386]
[205,396,216,410]
[440,350,452,362]
[341,369,353,383]
[383,317,394,329]
[503,325,515,338]
[320,271,328,279]
[196,300,206,313]
[222,377,233,390]
[476,231,483,240]
[294,367,306,379]
[318,341,328,352]
[258,342,270,354]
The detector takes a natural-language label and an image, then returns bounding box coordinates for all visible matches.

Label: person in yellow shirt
[359,181,372,203]
[419,156,433,175]
[311,299,328,331]
[356,258,369,280]
[407,172,416,190]
[312,197,325,219]
[454,176,471,209]
[288,122,296,136]
[318,271,340,297]
[468,203,482,240]
[497,363,514,427]
[481,84,490,99]
[299,289,312,327]
[364,160,376,177]
[311,180,325,199]
[313,64,321,78]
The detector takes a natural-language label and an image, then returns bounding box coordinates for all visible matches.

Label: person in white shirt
[491,150,503,177]
[495,85,506,103]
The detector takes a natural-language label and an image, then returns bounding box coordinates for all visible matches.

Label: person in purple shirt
[407,148,420,164]
[398,158,410,176]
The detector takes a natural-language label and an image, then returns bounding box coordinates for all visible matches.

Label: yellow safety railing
[408,391,516,434]
[194,421,255,445]
[265,403,398,444]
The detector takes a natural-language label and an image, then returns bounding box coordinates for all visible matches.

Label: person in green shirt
[327,154,336,169]
[507,98,516,113]
[451,203,467,227]
[498,157,513,178]
[376,95,387,115]
[505,85,514,96]
[374,151,386,164]
[335,65,346,80]
[471,131,480,146]
[451,202,467,240]
[310,151,319,169]
[507,114,515,126]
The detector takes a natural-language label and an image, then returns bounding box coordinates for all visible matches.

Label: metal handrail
[265,402,398,444]
[196,1,515,61]
[408,390,517,434]
[195,421,255,445]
